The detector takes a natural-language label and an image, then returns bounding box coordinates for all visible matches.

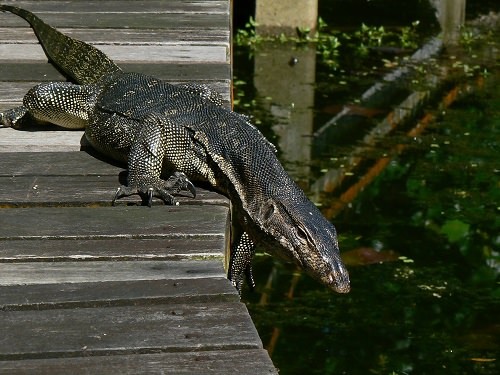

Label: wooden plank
[0,206,228,239]
[0,28,230,45]
[0,278,239,311]
[0,62,231,83]
[0,44,229,63]
[0,175,228,206]
[0,128,85,152]
[0,151,229,205]
[0,303,262,359]
[0,349,278,375]
[0,237,225,261]
[0,11,229,30]
[0,175,122,206]
[0,1,230,14]
[0,260,225,286]
[0,151,124,176]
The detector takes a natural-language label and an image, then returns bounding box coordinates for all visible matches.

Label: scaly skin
[0,5,350,294]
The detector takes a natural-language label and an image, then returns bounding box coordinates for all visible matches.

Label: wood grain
[0,62,231,83]
[0,302,261,359]
[0,44,229,63]
[0,278,239,311]
[0,260,226,286]
[0,350,277,375]
[0,206,229,239]
[0,237,225,261]
[0,151,229,205]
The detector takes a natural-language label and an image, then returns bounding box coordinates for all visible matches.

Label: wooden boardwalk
[0,1,277,373]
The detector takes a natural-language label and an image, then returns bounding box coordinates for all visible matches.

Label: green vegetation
[245,76,500,374]
[234,17,421,69]
[234,10,499,375]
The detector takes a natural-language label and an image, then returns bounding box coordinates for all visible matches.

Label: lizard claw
[164,171,196,198]
[112,171,195,206]
[112,184,177,206]
[186,179,196,198]
[245,264,256,291]
[147,187,154,207]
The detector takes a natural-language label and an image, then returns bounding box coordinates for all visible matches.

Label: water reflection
[235,2,499,374]
[431,0,466,44]
[254,43,316,179]
[245,71,499,375]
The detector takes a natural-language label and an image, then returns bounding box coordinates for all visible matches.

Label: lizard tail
[0,4,122,85]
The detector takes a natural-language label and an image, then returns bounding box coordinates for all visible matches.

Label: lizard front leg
[110,113,196,206]
[228,231,256,294]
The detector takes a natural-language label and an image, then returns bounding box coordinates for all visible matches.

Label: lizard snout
[324,262,350,293]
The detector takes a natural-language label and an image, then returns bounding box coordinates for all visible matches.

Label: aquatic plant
[234,17,421,69]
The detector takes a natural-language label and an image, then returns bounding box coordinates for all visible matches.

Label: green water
[245,74,499,373]
[233,3,499,374]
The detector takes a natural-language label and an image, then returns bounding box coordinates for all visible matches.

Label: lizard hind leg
[2,82,96,129]
[22,82,96,129]
[0,106,29,129]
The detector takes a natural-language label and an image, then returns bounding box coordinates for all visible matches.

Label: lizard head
[257,198,350,293]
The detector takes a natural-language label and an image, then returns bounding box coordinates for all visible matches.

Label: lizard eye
[296,227,309,242]
[261,200,276,223]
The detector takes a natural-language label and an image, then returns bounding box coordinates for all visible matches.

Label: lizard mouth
[326,270,351,294]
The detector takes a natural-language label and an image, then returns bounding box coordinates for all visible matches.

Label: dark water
[233,2,499,374]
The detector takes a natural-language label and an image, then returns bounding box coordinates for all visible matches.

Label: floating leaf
[341,247,399,266]
[440,219,470,243]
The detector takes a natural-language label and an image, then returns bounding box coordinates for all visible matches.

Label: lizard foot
[112,171,196,207]
[0,107,28,129]
[229,262,256,295]
[228,232,256,295]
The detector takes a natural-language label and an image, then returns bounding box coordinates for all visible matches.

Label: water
[233,2,499,374]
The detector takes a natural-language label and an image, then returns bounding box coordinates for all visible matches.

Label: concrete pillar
[254,43,316,180]
[255,0,318,36]
[431,0,466,44]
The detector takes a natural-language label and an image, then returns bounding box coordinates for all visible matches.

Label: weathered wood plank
[0,44,229,63]
[0,175,124,205]
[0,175,228,206]
[0,238,225,261]
[0,151,229,205]
[0,1,230,14]
[0,151,123,176]
[0,278,239,311]
[0,128,85,152]
[0,9,230,30]
[0,349,278,375]
[0,303,262,359]
[0,62,231,83]
[0,260,225,286]
[0,28,230,45]
[0,206,228,239]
